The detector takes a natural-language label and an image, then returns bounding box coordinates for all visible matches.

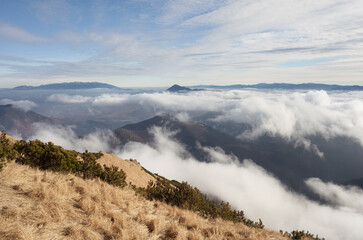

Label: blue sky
[0,0,362,87]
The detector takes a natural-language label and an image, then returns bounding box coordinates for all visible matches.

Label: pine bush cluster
[280,230,325,240]
[144,178,264,228]
[11,139,126,188]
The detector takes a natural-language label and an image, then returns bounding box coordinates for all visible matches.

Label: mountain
[192,83,363,91]
[166,84,193,92]
[0,104,67,138]
[114,114,245,161]
[114,114,363,199]
[13,81,120,90]
[0,104,120,137]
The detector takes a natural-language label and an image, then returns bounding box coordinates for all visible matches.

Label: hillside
[0,104,67,138]
[98,152,156,188]
[0,162,289,240]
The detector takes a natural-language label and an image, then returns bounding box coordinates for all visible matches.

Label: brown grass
[97,152,156,188]
[4,134,18,144]
[0,162,289,240]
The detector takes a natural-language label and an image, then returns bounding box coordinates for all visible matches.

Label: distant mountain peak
[166,84,192,92]
[158,113,179,121]
[13,81,120,90]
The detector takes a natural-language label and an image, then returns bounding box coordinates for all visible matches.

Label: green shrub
[80,150,103,178]
[0,131,16,170]
[100,165,127,188]
[145,178,264,228]
[14,140,80,172]
[13,140,127,189]
[280,230,325,240]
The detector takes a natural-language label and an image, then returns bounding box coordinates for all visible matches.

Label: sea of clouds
[47,89,363,148]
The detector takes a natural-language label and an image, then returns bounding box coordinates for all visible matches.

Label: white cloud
[0,23,49,43]
[35,89,363,157]
[306,178,363,214]
[0,99,38,111]
[84,90,363,153]
[92,93,131,105]
[118,126,363,240]
[3,0,363,85]
[28,123,117,153]
[47,94,91,103]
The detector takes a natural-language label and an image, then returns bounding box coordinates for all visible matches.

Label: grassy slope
[97,152,156,188]
[0,162,289,240]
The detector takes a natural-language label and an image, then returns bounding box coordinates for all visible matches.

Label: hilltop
[166,84,193,92]
[13,82,120,90]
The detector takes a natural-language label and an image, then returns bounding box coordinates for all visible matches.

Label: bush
[80,150,127,188]
[280,230,325,240]
[145,178,264,228]
[14,140,80,172]
[0,131,16,170]
[13,140,127,188]
[101,165,127,188]
[80,150,103,178]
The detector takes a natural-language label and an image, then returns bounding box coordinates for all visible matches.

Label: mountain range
[190,83,363,91]
[8,82,363,91]
[12,81,120,90]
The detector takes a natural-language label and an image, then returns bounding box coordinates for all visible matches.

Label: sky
[0,0,363,88]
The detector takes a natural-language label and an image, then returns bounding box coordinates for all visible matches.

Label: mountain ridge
[13,81,120,90]
[191,83,363,91]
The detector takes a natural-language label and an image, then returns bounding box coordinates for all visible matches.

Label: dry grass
[4,134,18,144]
[0,162,289,240]
[97,152,156,188]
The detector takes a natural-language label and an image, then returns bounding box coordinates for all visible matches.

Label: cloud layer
[47,89,363,152]
[27,123,117,153]
[0,98,38,111]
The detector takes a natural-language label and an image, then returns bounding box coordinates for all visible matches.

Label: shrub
[80,150,103,179]
[14,140,80,172]
[280,230,325,240]
[13,140,127,188]
[0,131,16,170]
[101,165,127,188]
[145,178,264,228]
